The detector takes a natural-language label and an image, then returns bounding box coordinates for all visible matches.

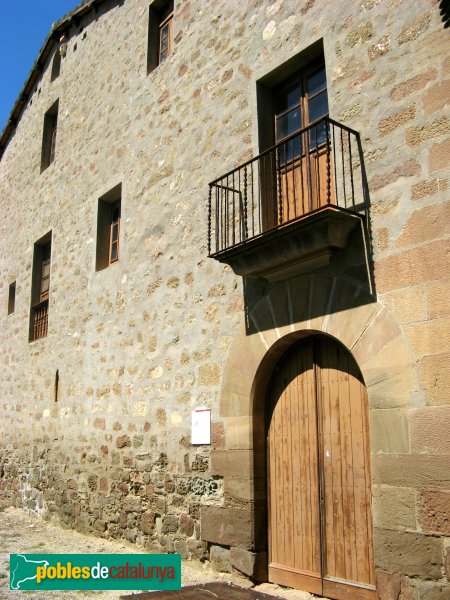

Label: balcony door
[266,336,376,600]
[274,63,332,224]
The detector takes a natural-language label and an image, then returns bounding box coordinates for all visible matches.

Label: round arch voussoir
[219,275,417,425]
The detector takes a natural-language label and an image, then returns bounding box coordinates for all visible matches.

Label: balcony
[207,117,368,282]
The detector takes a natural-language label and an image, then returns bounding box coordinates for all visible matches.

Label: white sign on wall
[191,408,211,445]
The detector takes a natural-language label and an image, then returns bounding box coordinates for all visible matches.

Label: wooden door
[277,140,333,223]
[267,336,376,600]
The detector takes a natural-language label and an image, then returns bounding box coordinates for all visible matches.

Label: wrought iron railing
[208,117,367,256]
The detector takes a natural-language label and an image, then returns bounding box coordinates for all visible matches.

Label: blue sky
[0,0,79,132]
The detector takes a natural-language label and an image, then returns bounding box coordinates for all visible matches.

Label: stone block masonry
[1,0,449,598]
[0,439,224,556]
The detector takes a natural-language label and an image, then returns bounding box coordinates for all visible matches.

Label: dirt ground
[0,507,324,600]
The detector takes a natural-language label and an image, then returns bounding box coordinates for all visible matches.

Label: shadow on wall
[242,226,376,336]
[439,0,450,28]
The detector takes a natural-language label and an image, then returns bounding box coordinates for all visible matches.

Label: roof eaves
[0,0,107,159]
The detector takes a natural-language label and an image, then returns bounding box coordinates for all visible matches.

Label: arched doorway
[266,335,376,600]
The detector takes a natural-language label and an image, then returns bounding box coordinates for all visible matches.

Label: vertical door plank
[318,340,335,578]
[268,339,321,585]
[321,338,347,579]
[362,383,376,586]
[283,356,294,564]
[348,364,375,585]
[291,349,302,571]
[318,337,375,588]
[274,370,285,566]
[338,343,358,582]
[280,157,312,222]
[304,341,320,575]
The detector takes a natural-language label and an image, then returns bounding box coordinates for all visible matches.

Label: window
[8,281,16,315]
[109,201,121,264]
[274,61,329,162]
[96,184,122,271]
[29,233,52,341]
[273,61,330,219]
[51,50,61,81]
[158,2,173,63]
[147,0,174,73]
[256,44,330,226]
[41,100,59,172]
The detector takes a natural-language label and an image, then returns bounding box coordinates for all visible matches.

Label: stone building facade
[0,0,449,599]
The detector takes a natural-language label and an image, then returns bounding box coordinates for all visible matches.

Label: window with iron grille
[96,184,122,271]
[29,233,52,342]
[147,0,174,73]
[41,100,59,172]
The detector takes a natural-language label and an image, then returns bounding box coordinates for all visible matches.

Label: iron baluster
[348,130,355,210]
[243,165,248,240]
[208,185,212,255]
[277,147,283,226]
[326,119,331,205]
[332,122,338,207]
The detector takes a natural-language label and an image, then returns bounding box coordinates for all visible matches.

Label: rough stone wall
[0,0,449,596]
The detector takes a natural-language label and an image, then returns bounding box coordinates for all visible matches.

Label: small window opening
[147,0,174,73]
[51,51,61,81]
[55,369,59,402]
[159,3,173,63]
[96,184,122,271]
[29,232,52,341]
[41,100,59,172]
[8,281,16,315]
[109,201,121,264]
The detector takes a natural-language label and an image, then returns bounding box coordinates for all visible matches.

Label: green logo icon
[10,554,181,590]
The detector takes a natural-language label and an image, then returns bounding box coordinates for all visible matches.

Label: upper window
[29,233,52,341]
[147,0,174,73]
[51,50,61,81]
[96,184,122,271]
[8,281,16,315]
[256,48,330,228]
[158,2,173,63]
[41,100,59,172]
[274,62,329,162]
[109,201,121,264]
